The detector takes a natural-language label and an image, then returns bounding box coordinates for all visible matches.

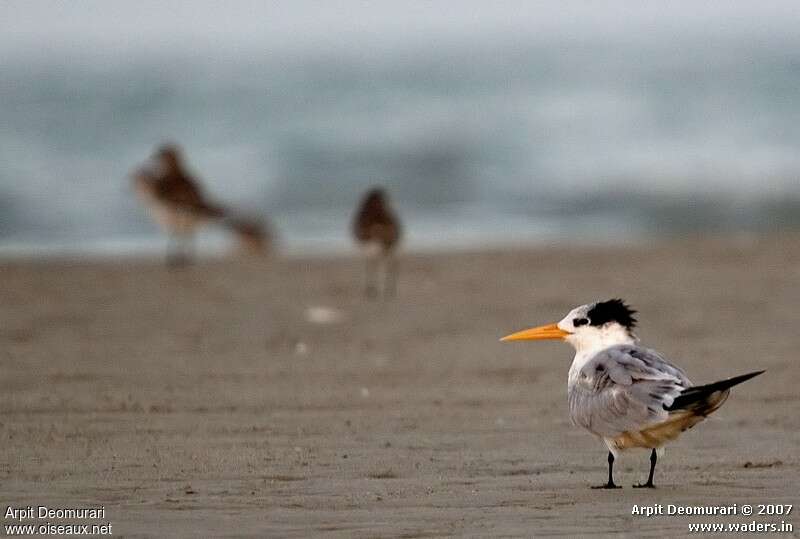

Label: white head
[501,299,638,354]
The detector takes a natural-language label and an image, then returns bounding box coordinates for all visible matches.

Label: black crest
[587,299,637,329]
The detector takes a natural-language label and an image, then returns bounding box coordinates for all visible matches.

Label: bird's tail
[221,214,271,254]
[613,370,765,451]
[666,370,765,415]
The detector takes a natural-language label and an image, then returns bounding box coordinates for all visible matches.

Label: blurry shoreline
[0,229,795,264]
[2,197,799,260]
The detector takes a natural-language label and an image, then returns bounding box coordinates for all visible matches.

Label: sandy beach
[1,236,798,537]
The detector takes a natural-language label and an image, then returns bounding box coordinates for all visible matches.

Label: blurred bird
[133,144,268,266]
[502,299,763,488]
[352,187,401,298]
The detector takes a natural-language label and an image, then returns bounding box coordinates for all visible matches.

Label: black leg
[634,448,657,488]
[591,451,621,489]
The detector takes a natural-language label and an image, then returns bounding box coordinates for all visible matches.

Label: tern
[502,299,763,488]
[352,187,401,298]
[133,144,268,266]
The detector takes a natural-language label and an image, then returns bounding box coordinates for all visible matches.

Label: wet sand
[1,236,798,537]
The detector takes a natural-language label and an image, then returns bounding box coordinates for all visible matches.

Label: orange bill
[500,322,569,341]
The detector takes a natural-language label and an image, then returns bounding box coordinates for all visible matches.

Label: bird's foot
[633,481,655,489]
[591,482,621,489]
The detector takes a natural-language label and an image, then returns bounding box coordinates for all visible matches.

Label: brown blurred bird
[352,187,401,298]
[133,144,268,266]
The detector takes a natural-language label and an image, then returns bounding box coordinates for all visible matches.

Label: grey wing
[568,345,692,438]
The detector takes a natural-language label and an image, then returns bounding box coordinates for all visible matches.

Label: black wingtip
[666,370,765,412]
[697,369,766,392]
[727,370,766,385]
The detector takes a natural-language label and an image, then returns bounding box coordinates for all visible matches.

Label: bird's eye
[573,318,589,327]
